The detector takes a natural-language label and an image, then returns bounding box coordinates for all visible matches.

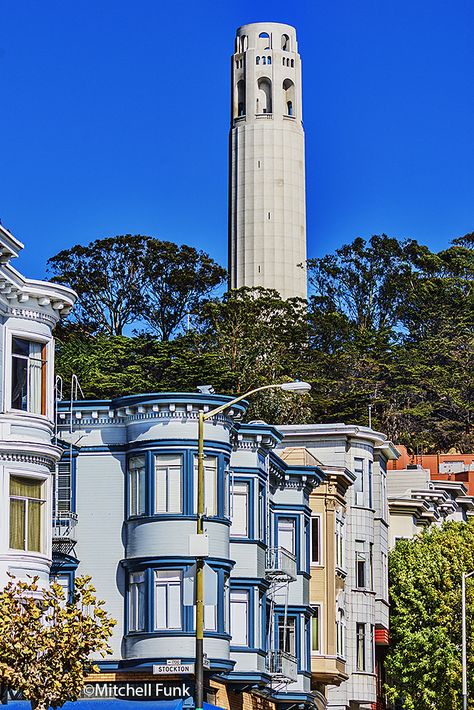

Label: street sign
[153,663,195,675]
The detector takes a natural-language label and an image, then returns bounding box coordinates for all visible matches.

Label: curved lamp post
[194,381,311,710]
[462,570,474,710]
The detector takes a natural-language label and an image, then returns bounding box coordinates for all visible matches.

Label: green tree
[48,235,226,340]
[386,522,474,710]
[47,236,147,335]
[0,575,116,710]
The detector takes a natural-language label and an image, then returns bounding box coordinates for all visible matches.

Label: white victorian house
[0,225,75,588]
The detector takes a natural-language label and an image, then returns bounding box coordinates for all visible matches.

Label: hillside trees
[51,233,473,452]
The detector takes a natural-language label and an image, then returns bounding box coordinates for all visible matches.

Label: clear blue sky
[2,0,473,279]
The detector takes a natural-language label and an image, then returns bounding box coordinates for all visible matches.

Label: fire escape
[265,546,298,689]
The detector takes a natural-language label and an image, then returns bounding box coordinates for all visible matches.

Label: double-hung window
[194,455,218,516]
[11,338,47,415]
[311,606,321,653]
[310,515,321,564]
[355,541,367,589]
[278,517,296,555]
[230,590,249,646]
[278,616,296,656]
[336,513,345,570]
[129,456,146,516]
[231,481,248,537]
[154,570,182,630]
[9,476,45,552]
[356,623,366,671]
[129,572,146,632]
[155,454,182,513]
[336,608,345,658]
[354,458,365,506]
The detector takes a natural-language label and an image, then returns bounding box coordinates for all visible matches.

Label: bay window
[9,475,45,552]
[154,570,182,630]
[129,571,146,632]
[129,456,146,516]
[11,337,47,415]
[154,454,182,513]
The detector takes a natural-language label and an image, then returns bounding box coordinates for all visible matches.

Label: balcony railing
[266,650,298,682]
[52,512,78,542]
[265,546,297,581]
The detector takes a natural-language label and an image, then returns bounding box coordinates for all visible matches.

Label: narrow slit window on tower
[287,101,293,116]
[257,160,261,168]
[262,56,266,65]
[267,212,271,220]
[237,79,246,116]
[291,59,294,67]
[267,56,272,65]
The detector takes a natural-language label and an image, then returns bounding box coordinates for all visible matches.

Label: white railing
[267,650,298,682]
[265,546,297,580]
[52,511,78,541]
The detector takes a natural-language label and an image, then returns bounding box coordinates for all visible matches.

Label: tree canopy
[386,521,474,710]
[52,233,473,452]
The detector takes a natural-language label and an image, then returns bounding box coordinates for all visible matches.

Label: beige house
[279,448,354,699]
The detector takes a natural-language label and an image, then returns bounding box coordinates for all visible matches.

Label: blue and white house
[55,393,326,710]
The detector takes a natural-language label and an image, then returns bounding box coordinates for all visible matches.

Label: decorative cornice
[0,452,55,469]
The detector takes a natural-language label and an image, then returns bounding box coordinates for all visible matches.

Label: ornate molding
[8,306,56,325]
[0,452,55,469]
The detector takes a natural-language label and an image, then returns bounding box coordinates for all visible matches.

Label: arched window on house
[257,77,272,114]
[281,33,290,51]
[283,78,295,116]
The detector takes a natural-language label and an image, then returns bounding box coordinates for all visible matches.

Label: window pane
[155,468,167,513]
[205,604,217,631]
[129,457,146,515]
[28,341,44,415]
[10,498,25,549]
[231,482,248,536]
[11,355,28,411]
[168,582,182,629]
[12,337,30,356]
[278,617,296,655]
[311,517,320,563]
[278,518,295,554]
[168,465,182,513]
[311,609,320,652]
[154,583,167,629]
[230,591,248,646]
[10,476,43,498]
[28,501,42,552]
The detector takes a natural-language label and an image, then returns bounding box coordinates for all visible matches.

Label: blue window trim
[125,447,231,521]
[125,561,228,636]
[50,569,75,604]
[229,582,258,650]
[274,512,302,572]
[230,476,253,540]
[274,610,308,673]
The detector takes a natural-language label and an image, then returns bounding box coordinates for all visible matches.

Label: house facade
[277,424,399,710]
[0,226,75,589]
[55,394,327,710]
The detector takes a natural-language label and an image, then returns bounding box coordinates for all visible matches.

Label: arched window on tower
[258,31,271,51]
[257,77,272,114]
[281,33,290,51]
[237,79,246,117]
[262,56,266,65]
[283,78,295,116]
[239,35,248,52]
[256,56,260,65]
[291,59,294,68]
[267,56,272,65]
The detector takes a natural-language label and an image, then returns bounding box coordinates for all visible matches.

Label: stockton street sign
[81,681,194,700]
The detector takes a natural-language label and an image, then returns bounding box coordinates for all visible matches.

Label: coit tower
[228,22,307,301]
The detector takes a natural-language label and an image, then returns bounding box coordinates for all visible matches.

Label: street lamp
[194,381,311,710]
[462,570,474,710]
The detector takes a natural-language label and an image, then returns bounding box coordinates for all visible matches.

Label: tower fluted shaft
[228,22,307,301]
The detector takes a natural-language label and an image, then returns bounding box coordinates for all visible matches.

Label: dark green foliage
[386,522,474,709]
[53,234,473,452]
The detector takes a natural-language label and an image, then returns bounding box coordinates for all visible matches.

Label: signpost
[153,663,195,675]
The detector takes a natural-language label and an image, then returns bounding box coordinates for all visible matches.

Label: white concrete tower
[228,22,307,301]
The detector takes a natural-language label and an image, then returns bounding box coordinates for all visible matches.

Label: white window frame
[278,615,296,656]
[230,589,249,646]
[355,541,367,589]
[310,515,322,565]
[154,453,182,514]
[354,457,365,506]
[277,517,296,555]
[194,455,218,517]
[8,333,50,417]
[129,456,146,516]
[231,481,249,537]
[154,570,182,630]
[9,473,47,553]
[336,607,346,659]
[311,605,322,654]
[335,512,345,570]
[129,571,146,632]
[356,622,366,671]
